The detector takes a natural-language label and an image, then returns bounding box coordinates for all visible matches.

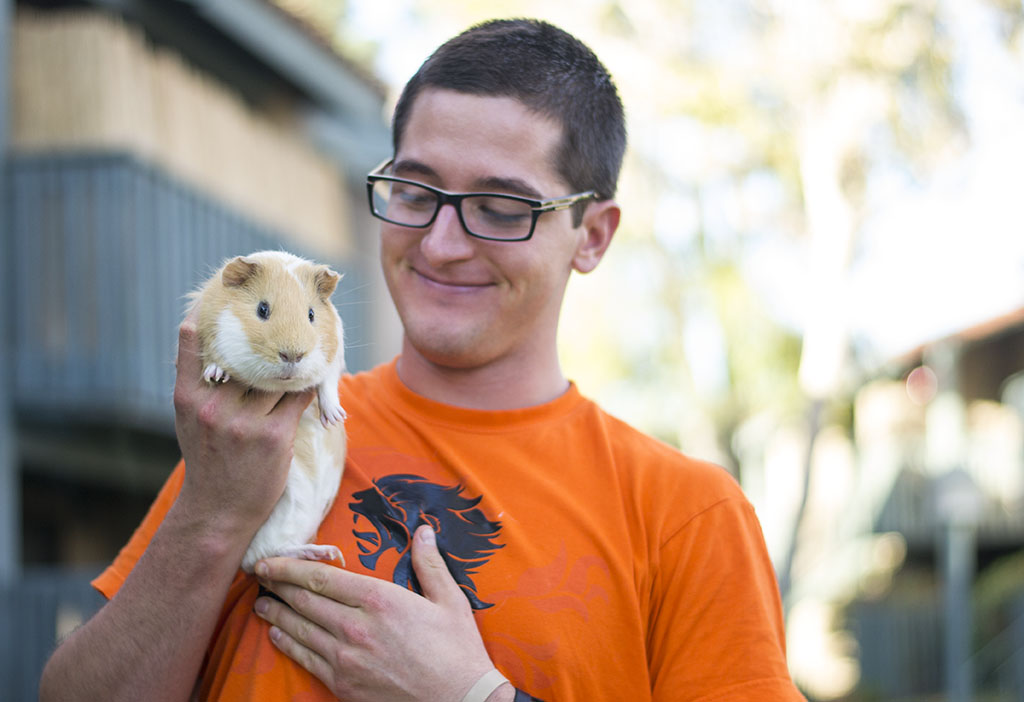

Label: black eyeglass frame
[365,159,598,242]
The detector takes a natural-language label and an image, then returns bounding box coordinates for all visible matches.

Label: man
[40,18,804,701]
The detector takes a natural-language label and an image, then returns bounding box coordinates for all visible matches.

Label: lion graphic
[350,474,504,609]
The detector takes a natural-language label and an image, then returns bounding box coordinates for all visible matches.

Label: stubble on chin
[401,317,492,370]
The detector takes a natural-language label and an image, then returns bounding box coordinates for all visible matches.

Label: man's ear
[572,200,620,274]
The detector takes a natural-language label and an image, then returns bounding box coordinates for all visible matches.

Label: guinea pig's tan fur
[188,250,347,572]
[192,253,341,397]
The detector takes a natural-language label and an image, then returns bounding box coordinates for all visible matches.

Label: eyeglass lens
[371,179,534,240]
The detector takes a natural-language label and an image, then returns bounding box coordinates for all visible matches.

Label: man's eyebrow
[476,176,543,200]
[392,159,437,180]
[391,159,544,200]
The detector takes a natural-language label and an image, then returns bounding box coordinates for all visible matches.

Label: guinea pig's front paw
[202,363,230,384]
[318,391,347,426]
[279,543,345,567]
[320,402,347,427]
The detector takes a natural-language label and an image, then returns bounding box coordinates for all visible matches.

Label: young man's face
[380,88,608,372]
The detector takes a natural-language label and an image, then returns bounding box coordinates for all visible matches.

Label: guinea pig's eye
[257,301,271,320]
[308,308,315,323]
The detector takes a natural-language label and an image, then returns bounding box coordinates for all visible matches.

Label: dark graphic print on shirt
[349,473,504,610]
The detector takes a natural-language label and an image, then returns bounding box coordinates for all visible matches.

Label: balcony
[8,151,371,434]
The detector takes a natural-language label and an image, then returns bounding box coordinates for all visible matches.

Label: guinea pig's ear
[222,256,260,288]
[314,266,341,300]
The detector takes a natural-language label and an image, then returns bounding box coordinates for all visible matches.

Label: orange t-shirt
[94,359,804,701]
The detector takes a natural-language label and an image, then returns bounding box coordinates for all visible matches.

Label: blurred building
[782,307,1024,700]
[849,307,1024,699]
[0,0,395,698]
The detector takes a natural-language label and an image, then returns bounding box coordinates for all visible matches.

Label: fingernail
[254,597,269,615]
[419,526,436,545]
[255,561,268,578]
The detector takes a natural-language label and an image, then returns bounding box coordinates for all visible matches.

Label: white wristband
[460,668,510,702]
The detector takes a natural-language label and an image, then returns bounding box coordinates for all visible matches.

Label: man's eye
[481,207,528,223]
[473,197,531,226]
[394,187,435,210]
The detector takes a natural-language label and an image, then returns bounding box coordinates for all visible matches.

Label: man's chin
[402,328,494,371]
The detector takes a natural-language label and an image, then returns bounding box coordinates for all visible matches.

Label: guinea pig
[187,250,347,573]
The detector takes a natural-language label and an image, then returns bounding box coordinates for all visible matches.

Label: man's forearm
[39,500,250,702]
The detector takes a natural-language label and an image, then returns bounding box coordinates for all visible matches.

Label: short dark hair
[391,19,626,222]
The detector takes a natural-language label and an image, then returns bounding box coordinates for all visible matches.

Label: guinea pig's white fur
[188,250,347,573]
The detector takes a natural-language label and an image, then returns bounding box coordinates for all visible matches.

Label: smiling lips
[414,267,493,292]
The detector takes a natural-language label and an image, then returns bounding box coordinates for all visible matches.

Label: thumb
[411,525,464,608]
[274,388,315,421]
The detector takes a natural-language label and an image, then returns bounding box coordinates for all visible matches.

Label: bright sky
[846,0,1024,359]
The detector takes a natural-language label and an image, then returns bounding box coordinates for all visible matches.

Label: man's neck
[395,339,570,411]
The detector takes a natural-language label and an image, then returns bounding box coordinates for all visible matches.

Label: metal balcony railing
[0,568,104,702]
[8,151,370,434]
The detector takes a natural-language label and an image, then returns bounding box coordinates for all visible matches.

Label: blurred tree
[324,0,996,598]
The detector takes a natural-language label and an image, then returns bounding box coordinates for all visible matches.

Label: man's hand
[253,525,509,702]
[39,314,317,702]
[172,310,313,537]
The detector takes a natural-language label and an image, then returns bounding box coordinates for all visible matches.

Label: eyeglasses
[366,159,597,242]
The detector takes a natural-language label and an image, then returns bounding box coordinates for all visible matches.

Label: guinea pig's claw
[277,543,345,567]
[320,403,346,427]
[202,363,229,384]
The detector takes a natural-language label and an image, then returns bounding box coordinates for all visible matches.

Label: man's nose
[420,203,475,264]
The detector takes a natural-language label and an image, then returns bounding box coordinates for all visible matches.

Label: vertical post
[926,341,979,702]
[937,468,982,702]
[942,517,976,702]
[0,0,18,585]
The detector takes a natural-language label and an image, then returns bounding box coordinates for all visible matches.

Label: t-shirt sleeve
[92,460,187,600]
[648,495,806,701]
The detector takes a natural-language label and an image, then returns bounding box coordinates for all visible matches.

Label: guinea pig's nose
[279,351,304,364]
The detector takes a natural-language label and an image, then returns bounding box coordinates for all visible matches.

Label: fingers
[255,594,333,654]
[174,318,201,386]
[411,525,465,609]
[258,602,334,685]
[273,388,315,420]
[183,297,200,326]
[255,550,494,701]
[269,625,331,682]
[256,558,364,609]
[259,528,467,610]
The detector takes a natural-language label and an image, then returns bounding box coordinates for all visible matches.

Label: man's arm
[39,319,312,702]
[39,498,254,702]
[648,495,805,701]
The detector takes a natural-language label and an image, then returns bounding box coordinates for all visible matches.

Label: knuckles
[172,384,194,418]
[359,587,390,616]
[296,617,318,648]
[290,584,315,612]
[225,415,255,444]
[194,396,222,430]
[178,319,198,341]
[187,396,291,452]
[305,568,332,596]
[339,620,373,649]
[258,421,293,450]
[172,371,203,419]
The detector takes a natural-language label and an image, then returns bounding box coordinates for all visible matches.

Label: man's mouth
[414,268,492,292]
